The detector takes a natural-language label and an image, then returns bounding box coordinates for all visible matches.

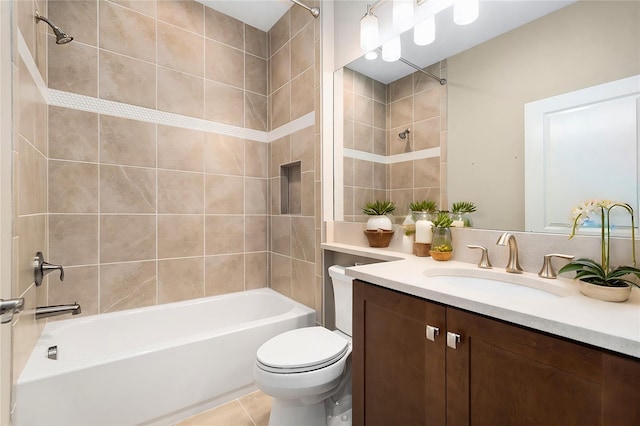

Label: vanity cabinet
[353,280,640,426]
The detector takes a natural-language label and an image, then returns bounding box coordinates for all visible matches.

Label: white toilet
[254,265,353,426]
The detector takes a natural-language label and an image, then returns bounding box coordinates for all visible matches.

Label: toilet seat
[256,327,350,374]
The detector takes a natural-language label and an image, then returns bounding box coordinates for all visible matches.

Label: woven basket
[364,229,394,248]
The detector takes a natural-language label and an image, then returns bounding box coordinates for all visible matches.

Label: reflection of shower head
[35,11,74,44]
[290,0,320,18]
[398,128,411,139]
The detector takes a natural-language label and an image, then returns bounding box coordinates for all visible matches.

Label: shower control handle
[34,252,65,287]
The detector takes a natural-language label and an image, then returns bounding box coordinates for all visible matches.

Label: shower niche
[280,162,301,215]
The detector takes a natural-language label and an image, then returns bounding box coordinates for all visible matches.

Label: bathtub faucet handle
[34,252,64,287]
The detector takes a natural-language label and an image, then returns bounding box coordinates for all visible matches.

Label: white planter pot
[578,280,632,302]
[366,215,393,231]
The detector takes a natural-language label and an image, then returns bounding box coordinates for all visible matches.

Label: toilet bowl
[254,265,353,426]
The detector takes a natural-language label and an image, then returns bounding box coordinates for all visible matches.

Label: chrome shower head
[398,128,411,139]
[35,11,74,44]
[290,0,320,18]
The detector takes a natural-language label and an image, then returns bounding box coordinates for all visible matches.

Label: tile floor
[177,390,272,426]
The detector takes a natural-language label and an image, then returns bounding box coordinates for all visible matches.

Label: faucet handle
[538,254,575,279]
[466,245,492,269]
[34,252,65,287]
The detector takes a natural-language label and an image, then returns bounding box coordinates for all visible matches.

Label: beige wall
[448,0,640,231]
[45,0,270,317]
[267,3,323,322]
[387,62,447,215]
[12,0,48,388]
[342,62,447,222]
[342,68,387,222]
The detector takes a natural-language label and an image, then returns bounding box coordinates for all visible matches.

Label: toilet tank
[328,265,354,336]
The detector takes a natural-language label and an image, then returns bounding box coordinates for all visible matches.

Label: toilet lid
[256,327,349,373]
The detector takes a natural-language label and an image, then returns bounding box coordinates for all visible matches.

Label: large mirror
[333,0,640,232]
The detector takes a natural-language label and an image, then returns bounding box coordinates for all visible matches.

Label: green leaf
[432,212,453,228]
[362,200,396,215]
[558,262,588,274]
[409,200,437,213]
[608,265,640,277]
[575,271,605,282]
[451,201,477,214]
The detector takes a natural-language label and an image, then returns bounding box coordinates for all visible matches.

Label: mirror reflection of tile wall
[342,62,447,223]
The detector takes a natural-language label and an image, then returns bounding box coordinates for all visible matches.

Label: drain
[47,345,57,360]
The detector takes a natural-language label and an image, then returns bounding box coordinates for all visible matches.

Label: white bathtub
[15,288,315,426]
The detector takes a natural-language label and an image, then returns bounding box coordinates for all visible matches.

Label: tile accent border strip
[343,147,441,164]
[17,30,48,104]
[18,31,314,143]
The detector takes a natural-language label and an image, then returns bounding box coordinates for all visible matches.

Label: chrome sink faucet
[496,232,523,273]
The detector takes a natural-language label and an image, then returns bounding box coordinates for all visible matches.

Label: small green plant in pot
[410,200,438,221]
[558,200,640,302]
[429,212,454,261]
[362,200,396,247]
[451,201,477,227]
[362,200,396,230]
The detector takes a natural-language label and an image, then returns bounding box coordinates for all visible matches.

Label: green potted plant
[450,201,477,227]
[558,200,640,302]
[362,200,396,247]
[410,200,438,221]
[429,212,454,261]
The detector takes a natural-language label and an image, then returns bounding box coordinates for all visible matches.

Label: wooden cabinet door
[446,307,640,426]
[353,281,446,426]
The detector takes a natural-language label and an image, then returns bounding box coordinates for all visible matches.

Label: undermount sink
[423,267,574,298]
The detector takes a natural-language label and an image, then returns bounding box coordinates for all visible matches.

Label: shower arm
[398,56,447,85]
[289,0,320,18]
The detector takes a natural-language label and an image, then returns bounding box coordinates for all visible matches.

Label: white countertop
[322,243,640,358]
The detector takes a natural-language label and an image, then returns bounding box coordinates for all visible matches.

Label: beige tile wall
[46,0,271,317]
[267,1,323,321]
[388,61,447,213]
[12,0,49,387]
[342,68,387,222]
[343,62,447,223]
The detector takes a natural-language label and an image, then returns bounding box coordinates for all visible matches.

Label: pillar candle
[415,220,433,243]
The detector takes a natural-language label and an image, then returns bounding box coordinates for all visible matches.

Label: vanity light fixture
[360,5,380,51]
[365,50,378,60]
[453,0,479,25]
[359,0,481,61]
[381,35,401,62]
[393,0,414,32]
[414,15,435,46]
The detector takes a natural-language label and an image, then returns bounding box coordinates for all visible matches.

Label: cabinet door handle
[426,325,440,341]
[447,332,461,349]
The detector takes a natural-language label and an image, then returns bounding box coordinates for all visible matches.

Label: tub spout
[35,302,81,320]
